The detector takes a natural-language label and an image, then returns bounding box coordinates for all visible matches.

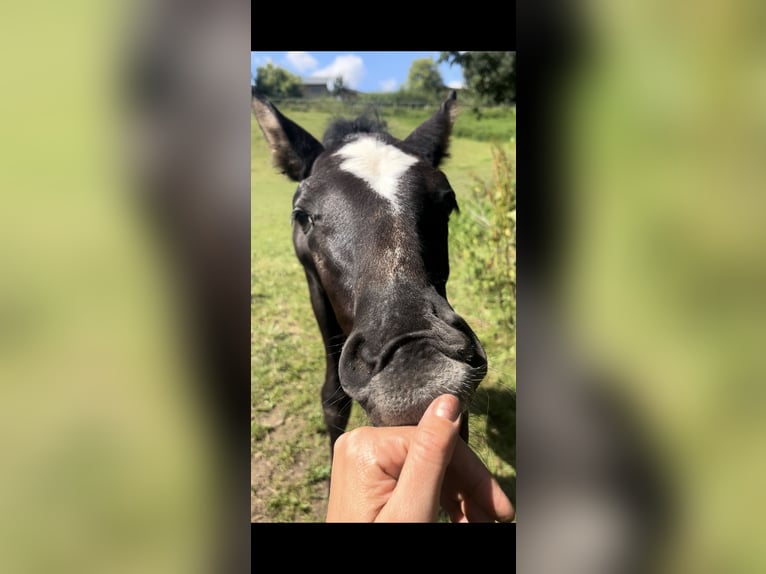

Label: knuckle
[333,426,375,459]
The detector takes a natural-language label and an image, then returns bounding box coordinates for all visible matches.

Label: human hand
[325,394,515,522]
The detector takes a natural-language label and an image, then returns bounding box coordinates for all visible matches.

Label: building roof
[301,77,333,86]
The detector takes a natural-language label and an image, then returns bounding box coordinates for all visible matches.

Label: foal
[253,91,487,456]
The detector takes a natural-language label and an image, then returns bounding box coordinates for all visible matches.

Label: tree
[253,63,302,99]
[439,51,516,105]
[331,75,345,97]
[404,58,445,101]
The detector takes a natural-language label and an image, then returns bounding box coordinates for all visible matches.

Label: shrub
[452,142,516,330]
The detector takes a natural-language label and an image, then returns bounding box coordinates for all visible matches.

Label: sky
[250,51,464,94]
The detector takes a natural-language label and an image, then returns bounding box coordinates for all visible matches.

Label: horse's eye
[291,208,314,233]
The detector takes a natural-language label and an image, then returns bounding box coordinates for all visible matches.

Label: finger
[376,394,462,522]
[441,440,515,522]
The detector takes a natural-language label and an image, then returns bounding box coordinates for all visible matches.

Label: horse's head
[253,92,487,427]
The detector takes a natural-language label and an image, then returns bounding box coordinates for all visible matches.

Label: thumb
[378,394,462,522]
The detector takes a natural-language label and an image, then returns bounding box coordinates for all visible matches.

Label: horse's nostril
[468,347,488,372]
[339,333,377,391]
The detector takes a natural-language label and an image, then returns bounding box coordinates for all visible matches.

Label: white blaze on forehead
[334,137,419,211]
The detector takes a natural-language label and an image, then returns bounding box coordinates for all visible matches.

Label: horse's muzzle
[338,295,487,426]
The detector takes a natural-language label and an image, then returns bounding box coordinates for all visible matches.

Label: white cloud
[380,78,398,92]
[447,80,465,89]
[286,51,318,73]
[311,55,365,89]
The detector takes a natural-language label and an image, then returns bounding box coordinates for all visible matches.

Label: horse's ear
[403,90,458,168]
[252,95,324,181]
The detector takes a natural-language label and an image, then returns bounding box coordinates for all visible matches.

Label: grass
[272,98,516,143]
[251,103,515,522]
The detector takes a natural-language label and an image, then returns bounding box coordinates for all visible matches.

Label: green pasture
[251,103,515,522]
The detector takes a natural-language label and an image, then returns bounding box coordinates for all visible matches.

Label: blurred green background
[0,1,245,572]
[557,0,766,571]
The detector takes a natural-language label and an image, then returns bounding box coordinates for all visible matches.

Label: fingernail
[434,394,461,422]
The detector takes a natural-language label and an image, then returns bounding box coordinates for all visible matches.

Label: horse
[252,91,487,457]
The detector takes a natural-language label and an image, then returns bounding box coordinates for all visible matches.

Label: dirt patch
[251,407,331,522]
